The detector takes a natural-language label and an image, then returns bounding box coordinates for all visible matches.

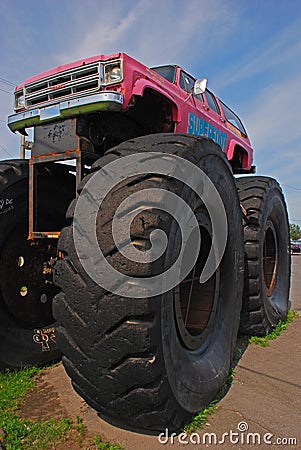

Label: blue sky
[1,0,301,224]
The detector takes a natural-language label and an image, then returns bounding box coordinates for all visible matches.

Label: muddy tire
[53,134,244,433]
[237,176,290,336]
[0,160,74,369]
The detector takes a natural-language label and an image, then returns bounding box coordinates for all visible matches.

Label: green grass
[0,366,125,450]
[0,366,72,450]
[75,415,86,438]
[0,366,38,411]
[248,310,299,347]
[184,400,218,433]
[94,436,125,450]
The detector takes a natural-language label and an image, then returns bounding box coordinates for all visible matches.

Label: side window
[151,66,176,83]
[220,101,247,135]
[204,90,220,114]
[180,71,195,94]
[180,70,203,102]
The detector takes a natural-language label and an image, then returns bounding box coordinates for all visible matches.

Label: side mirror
[194,78,207,95]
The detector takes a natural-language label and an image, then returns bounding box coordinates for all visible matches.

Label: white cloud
[245,75,301,153]
[57,0,237,68]
[242,73,301,223]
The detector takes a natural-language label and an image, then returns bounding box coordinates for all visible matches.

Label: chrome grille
[24,62,101,108]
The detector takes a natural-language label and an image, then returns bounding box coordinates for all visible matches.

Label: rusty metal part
[28,118,81,240]
[240,203,248,220]
[31,118,80,158]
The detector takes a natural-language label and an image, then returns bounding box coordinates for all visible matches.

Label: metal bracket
[28,118,82,240]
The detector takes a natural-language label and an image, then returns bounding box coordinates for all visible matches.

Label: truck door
[176,70,204,132]
[202,89,227,151]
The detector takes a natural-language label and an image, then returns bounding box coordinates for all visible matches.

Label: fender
[132,78,181,123]
[227,139,251,169]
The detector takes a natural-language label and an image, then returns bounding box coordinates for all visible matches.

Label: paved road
[291,254,301,311]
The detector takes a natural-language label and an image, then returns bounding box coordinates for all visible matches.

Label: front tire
[54,134,244,433]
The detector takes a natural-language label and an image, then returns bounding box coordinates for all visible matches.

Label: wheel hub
[263,222,278,296]
[174,216,220,350]
[0,226,59,327]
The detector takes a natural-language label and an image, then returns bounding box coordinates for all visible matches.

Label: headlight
[103,61,123,85]
[14,90,25,111]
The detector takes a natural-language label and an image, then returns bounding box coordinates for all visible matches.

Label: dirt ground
[17,363,101,450]
[17,363,163,450]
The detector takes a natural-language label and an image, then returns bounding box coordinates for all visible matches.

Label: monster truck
[2,52,290,432]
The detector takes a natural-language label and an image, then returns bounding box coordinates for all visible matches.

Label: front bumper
[7,92,124,132]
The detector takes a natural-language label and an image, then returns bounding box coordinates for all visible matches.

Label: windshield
[151,65,176,84]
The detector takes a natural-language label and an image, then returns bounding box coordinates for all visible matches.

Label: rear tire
[237,176,290,336]
[53,134,244,433]
[0,160,74,369]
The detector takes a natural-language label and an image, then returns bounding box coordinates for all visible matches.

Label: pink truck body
[8,52,253,172]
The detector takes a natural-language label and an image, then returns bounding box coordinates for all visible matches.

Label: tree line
[290,223,301,240]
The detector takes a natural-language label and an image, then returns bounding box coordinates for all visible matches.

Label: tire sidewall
[160,151,244,412]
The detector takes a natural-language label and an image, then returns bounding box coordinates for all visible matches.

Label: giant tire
[237,176,290,336]
[0,159,74,369]
[53,134,244,433]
